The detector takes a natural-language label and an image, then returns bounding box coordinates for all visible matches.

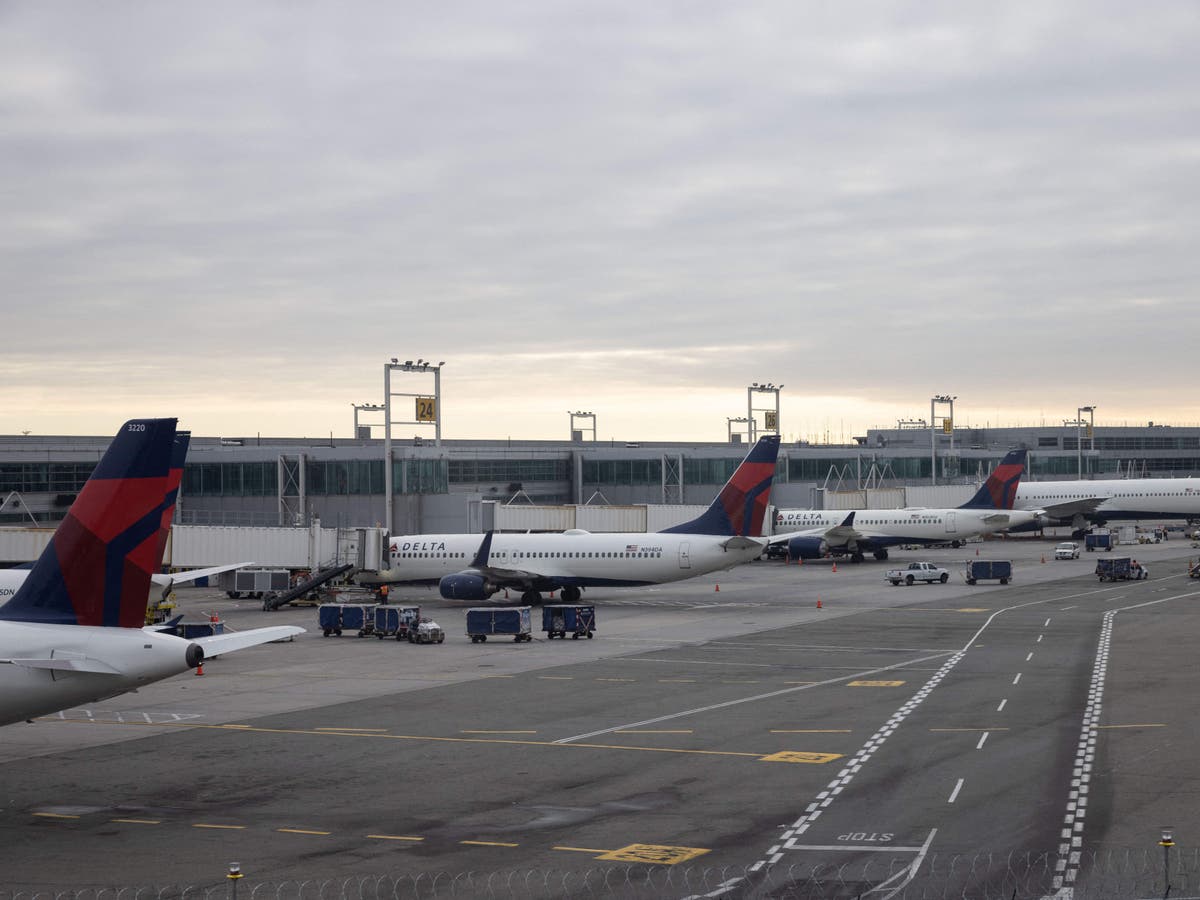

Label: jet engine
[786,536,830,560]
[439,572,496,601]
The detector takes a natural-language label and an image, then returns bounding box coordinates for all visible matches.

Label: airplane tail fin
[0,418,178,626]
[660,436,781,537]
[959,449,1027,510]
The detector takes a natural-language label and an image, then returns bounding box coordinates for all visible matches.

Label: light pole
[1077,405,1096,479]
[1159,827,1174,898]
[384,358,445,533]
[930,394,955,485]
[726,416,750,443]
[568,410,596,441]
[352,402,384,439]
[747,383,783,443]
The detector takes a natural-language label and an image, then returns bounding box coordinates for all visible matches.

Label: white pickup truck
[886,561,950,585]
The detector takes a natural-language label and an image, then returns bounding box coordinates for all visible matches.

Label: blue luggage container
[1085,532,1113,552]
[466,606,533,643]
[374,605,421,641]
[318,604,343,637]
[340,604,377,637]
[963,560,1012,585]
[542,604,596,639]
[1095,557,1132,581]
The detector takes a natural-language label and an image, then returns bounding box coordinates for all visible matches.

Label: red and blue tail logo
[661,436,781,536]
[0,418,178,627]
[960,449,1027,510]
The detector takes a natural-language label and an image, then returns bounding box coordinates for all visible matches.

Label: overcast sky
[2,1,1198,443]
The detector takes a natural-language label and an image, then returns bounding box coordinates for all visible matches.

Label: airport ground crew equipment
[466,606,533,643]
[1095,557,1132,581]
[542,604,596,639]
[886,562,950,585]
[963,559,1012,585]
[411,617,446,644]
[374,605,421,640]
[263,563,355,610]
[1189,561,1200,579]
[1085,532,1114,552]
[318,602,378,637]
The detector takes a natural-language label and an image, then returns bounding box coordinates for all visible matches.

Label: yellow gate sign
[415,397,437,422]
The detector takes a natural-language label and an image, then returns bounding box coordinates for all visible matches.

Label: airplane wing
[1036,498,1107,520]
[771,512,861,547]
[151,562,256,588]
[193,625,305,656]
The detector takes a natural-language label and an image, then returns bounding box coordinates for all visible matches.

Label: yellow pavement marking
[616,729,694,734]
[538,676,575,680]
[221,724,252,728]
[597,678,636,682]
[278,828,331,836]
[33,812,80,819]
[930,728,1010,732]
[316,727,389,732]
[368,834,424,841]
[760,751,844,764]
[659,679,696,683]
[770,729,852,734]
[194,824,246,830]
[461,840,519,847]
[783,681,818,685]
[598,844,710,865]
[112,818,160,825]
[462,730,538,734]
[481,675,516,679]
[848,680,905,687]
[554,846,612,854]
[1098,723,1166,729]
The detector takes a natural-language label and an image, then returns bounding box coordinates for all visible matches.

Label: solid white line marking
[1013,673,1022,685]
[948,778,964,803]
[997,698,1008,712]
[1026,652,1034,661]
[976,732,989,750]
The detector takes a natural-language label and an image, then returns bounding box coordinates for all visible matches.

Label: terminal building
[2,422,1199,535]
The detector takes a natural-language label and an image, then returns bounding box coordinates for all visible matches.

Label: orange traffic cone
[816,598,822,609]
[831,562,838,573]
[504,589,509,599]
[797,557,803,566]
[976,548,980,556]
[1041,555,1046,564]
[195,662,204,677]
[714,583,720,592]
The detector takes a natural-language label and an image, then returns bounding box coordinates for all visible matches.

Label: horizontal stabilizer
[151,562,256,588]
[1038,498,1106,519]
[194,626,304,656]
[721,536,767,551]
[2,656,123,675]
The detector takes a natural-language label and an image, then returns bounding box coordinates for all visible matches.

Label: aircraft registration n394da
[374,435,781,604]
[0,418,303,728]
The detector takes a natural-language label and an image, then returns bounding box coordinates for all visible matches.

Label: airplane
[1013,476,1200,535]
[0,430,253,606]
[0,418,302,728]
[770,449,1039,563]
[367,434,781,604]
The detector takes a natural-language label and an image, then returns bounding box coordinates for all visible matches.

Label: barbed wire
[6,849,1200,900]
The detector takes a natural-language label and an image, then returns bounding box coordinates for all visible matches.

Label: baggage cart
[318,603,378,637]
[1095,557,1132,582]
[542,604,596,639]
[466,606,533,643]
[1085,532,1113,552]
[963,560,1012,585]
[374,605,421,641]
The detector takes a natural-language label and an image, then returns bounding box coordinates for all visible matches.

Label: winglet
[0,418,178,626]
[470,531,494,569]
[959,449,1027,510]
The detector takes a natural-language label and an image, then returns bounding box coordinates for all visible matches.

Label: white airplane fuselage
[0,623,201,727]
[774,507,1040,543]
[384,530,763,589]
[1015,478,1200,522]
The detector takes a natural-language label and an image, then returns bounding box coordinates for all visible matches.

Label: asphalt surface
[2,532,1198,897]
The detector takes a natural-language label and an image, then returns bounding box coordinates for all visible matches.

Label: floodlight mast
[383,358,444,532]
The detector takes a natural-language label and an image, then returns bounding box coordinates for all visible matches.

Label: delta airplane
[0,418,302,728]
[0,430,252,605]
[1014,477,1200,534]
[371,435,780,604]
[771,449,1038,562]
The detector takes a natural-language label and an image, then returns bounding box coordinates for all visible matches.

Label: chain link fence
[4,849,1200,900]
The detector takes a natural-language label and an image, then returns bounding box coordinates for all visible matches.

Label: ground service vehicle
[374,605,420,640]
[963,559,1012,585]
[886,562,950,585]
[411,618,446,644]
[1054,542,1081,560]
[1095,557,1132,581]
[1085,532,1114,552]
[542,604,596,639]
[466,606,533,643]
